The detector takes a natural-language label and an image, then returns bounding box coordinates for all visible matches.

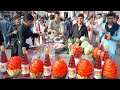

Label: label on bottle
[0,62,7,72]
[102,61,104,66]
[74,58,80,66]
[68,67,76,78]
[94,68,102,79]
[21,64,29,75]
[43,66,51,76]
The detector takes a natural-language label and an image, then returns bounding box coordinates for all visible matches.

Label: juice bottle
[68,49,76,79]
[94,37,99,47]
[100,41,104,52]
[93,50,102,79]
[74,43,81,66]
[101,45,109,67]
[21,47,30,77]
[0,45,8,75]
[43,48,51,79]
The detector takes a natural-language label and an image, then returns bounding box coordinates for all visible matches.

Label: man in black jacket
[17,13,39,57]
[8,15,21,56]
[0,30,4,46]
[70,14,88,39]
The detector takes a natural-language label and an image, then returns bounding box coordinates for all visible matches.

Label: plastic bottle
[68,49,76,79]
[21,47,30,77]
[94,37,99,47]
[0,45,8,75]
[101,45,109,67]
[43,48,51,79]
[93,50,102,79]
[100,41,104,52]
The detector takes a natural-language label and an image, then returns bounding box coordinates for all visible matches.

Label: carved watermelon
[77,59,92,79]
[30,59,43,78]
[7,56,22,77]
[103,59,118,79]
[52,58,67,79]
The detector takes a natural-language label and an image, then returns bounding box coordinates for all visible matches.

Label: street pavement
[5,44,120,79]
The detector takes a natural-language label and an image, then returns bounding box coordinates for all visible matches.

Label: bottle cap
[97,50,101,56]
[105,45,109,50]
[96,37,99,42]
[22,47,26,53]
[71,49,75,54]
[76,38,79,43]
[68,38,70,42]
[101,41,104,45]
[76,43,79,47]
[45,48,49,53]
[1,45,4,51]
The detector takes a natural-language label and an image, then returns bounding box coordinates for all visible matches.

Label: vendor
[17,13,40,57]
[47,11,66,40]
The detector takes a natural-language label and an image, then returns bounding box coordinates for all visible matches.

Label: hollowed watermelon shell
[53,73,67,79]
[77,74,91,79]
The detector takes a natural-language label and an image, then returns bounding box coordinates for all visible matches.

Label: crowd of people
[0,11,120,60]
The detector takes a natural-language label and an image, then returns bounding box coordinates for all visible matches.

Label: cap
[71,49,75,54]
[45,48,49,53]
[97,50,101,55]
[22,47,26,53]
[0,45,4,51]
[101,41,104,45]
[96,37,99,42]
[76,38,79,43]
[68,38,70,42]
[105,45,109,50]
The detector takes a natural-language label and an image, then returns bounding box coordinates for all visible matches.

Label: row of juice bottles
[0,37,109,79]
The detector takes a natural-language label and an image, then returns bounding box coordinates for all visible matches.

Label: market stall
[0,34,118,79]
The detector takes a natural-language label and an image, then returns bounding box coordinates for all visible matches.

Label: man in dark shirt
[70,14,88,39]
[0,30,4,46]
[17,13,39,57]
[8,15,21,56]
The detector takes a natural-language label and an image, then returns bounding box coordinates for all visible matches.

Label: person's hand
[106,34,111,40]
[102,29,106,34]
[52,30,58,36]
[12,30,17,34]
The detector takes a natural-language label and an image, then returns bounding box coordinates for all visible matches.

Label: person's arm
[70,24,74,38]
[47,20,53,32]
[18,26,30,49]
[7,25,14,38]
[111,28,120,41]
[85,27,88,37]
[99,23,106,38]
[7,21,11,32]
[93,25,99,35]
[31,33,39,38]
[60,22,67,40]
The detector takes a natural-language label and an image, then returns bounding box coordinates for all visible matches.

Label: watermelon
[80,36,89,42]
[80,41,90,49]
[84,44,94,55]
